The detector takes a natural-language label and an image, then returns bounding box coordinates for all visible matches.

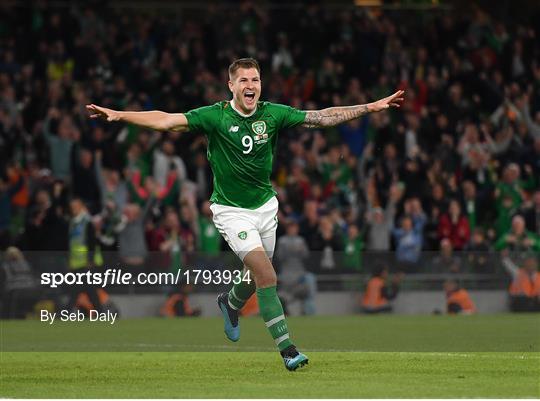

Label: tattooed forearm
[303,104,370,128]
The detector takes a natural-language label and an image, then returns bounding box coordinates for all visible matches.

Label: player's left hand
[369,90,405,112]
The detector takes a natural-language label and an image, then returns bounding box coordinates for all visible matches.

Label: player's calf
[217,268,257,342]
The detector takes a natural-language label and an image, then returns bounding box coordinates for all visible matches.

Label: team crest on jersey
[252,121,267,136]
[238,231,248,240]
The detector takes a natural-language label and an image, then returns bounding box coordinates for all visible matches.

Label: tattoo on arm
[303,104,370,128]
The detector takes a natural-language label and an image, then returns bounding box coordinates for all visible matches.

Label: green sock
[256,286,293,351]
[227,276,256,310]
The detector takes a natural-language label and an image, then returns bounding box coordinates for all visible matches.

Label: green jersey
[185,101,306,209]
[198,215,221,255]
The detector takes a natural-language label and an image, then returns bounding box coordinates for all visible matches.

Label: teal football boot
[217,292,240,342]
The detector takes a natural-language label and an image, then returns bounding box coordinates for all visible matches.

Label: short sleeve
[184,103,222,134]
[270,103,306,130]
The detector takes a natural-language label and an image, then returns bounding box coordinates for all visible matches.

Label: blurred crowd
[0,1,539,285]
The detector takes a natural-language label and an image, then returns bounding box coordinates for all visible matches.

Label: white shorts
[210,196,278,261]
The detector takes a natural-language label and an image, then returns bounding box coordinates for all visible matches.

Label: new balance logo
[229,126,239,132]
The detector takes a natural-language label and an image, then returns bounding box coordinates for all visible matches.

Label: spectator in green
[198,201,222,258]
[495,163,535,236]
[495,215,540,252]
[159,210,183,274]
[495,193,519,238]
[461,180,481,232]
[124,132,159,180]
[127,169,180,209]
[495,164,522,205]
[343,224,364,271]
[322,146,353,188]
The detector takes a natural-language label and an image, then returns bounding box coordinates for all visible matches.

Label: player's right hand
[86,104,120,122]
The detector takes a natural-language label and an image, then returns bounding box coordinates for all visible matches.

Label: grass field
[1,314,539,398]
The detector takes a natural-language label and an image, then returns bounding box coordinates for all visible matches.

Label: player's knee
[243,247,277,287]
[255,268,277,288]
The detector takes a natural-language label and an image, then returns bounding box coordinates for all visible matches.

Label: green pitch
[1,314,539,398]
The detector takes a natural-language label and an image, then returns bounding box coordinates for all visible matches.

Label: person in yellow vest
[66,198,103,313]
[502,254,540,312]
[443,280,476,314]
[361,265,403,314]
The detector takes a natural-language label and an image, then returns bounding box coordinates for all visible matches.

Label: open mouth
[244,91,256,104]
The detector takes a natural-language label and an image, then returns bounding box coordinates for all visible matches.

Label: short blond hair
[228,58,260,79]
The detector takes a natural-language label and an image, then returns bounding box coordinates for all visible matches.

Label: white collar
[230,99,257,118]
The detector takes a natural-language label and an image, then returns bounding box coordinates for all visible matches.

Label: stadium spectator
[502,254,540,312]
[76,288,119,317]
[464,228,493,273]
[522,190,540,236]
[0,2,539,295]
[160,284,201,317]
[71,147,101,214]
[495,215,540,252]
[393,199,426,272]
[312,216,344,271]
[93,198,122,268]
[0,172,23,250]
[431,238,462,274]
[3,166,28,238]
[197,201,222,264]
[461,180,483,232]
[116,199,154,273]
[299,200,320,250]
[127,168,180,209]
[444,280,476,315]
[342,224,364,271]
[188,151,213,203]
[275,220,316,315]
[437,199,471,250]
[66,198,103,313]
[365,182,401,252]
[42,108,78,181]
[424,182,448,250]
[178,203,197,265]
[19,185,68,254]
[153,139,187,188]
[494,163,534,237]
[361,265,402,314]
[0,247,39,318]
[94,150,128,212]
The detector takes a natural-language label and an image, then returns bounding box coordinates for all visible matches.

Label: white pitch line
[33,343,540,359]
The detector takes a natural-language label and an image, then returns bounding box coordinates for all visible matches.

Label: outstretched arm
[86,104,189,132]
[303,90,404,128]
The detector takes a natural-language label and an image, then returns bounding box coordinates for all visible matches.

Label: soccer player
[87,58,404,371]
